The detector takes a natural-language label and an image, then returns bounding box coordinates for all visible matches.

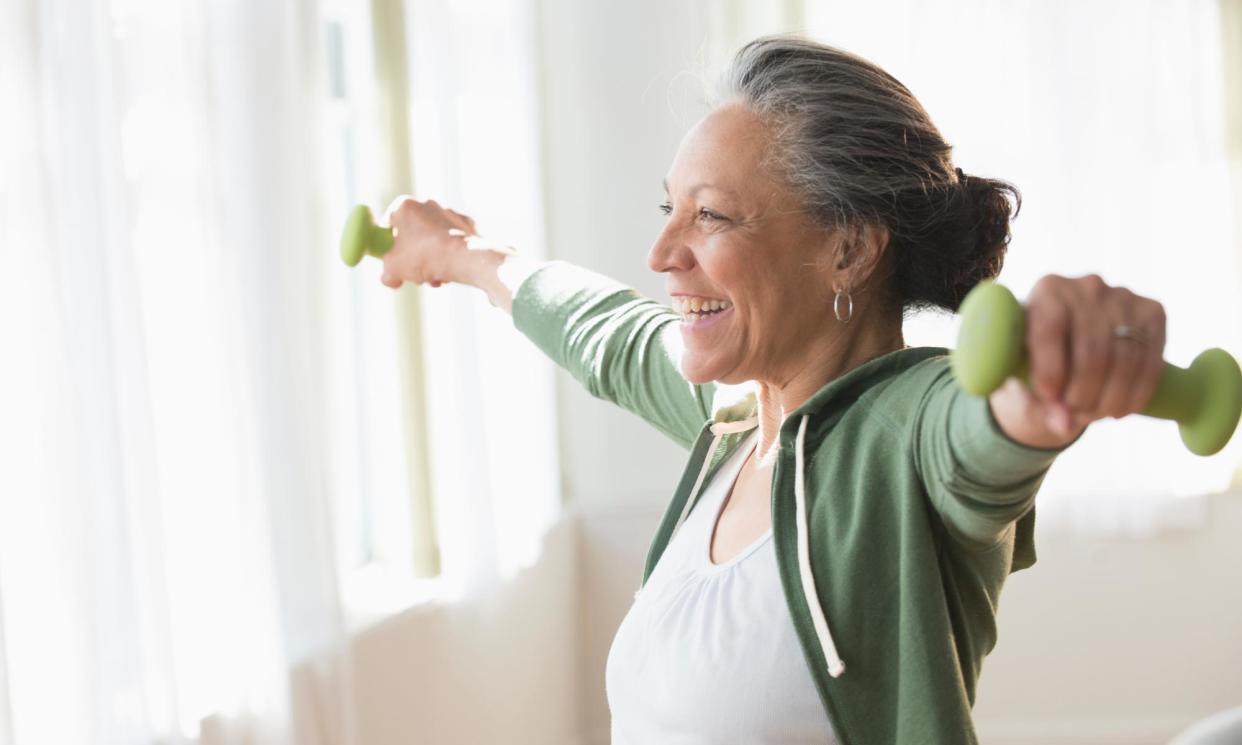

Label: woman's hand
[379,196,481,289]
[988,274,1167,449]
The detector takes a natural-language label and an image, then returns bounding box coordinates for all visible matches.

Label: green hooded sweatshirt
[511,260,1071,745]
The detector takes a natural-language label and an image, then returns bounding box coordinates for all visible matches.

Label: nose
[647,220,695,275]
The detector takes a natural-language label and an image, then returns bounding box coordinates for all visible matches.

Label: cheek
[700,234,814,322]
[697,238,757,293]
[737,277,821,341]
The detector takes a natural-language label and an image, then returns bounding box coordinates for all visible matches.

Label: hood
[691,347,956,681]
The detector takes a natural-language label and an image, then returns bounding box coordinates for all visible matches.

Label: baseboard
[584,717,1187,745]
[976,714,1190,745]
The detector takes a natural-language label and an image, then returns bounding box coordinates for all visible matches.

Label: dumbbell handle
[951,281,1241,456]
[339,205,394,267]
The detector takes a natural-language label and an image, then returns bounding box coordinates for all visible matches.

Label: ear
[835,222,890,291]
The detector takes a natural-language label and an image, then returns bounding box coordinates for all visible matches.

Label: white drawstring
[795,413,847,678]
[656,412,848,679]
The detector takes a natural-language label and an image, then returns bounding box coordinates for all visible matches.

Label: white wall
[335,517,579,745]
[534,0,712,518]
[972,489,1242,745]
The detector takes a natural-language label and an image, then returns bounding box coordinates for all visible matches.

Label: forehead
[664,102,775,197]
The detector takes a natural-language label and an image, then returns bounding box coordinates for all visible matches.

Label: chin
[678,357,711,385]
[684,372,717,386]
[679,356,735,386]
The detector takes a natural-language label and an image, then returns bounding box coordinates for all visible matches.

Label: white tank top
[605,430,838,744]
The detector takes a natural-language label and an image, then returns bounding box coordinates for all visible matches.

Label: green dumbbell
[951,281,1242,456]
[340,204,394,267]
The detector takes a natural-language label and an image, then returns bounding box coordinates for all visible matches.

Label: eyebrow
[663,178,731,198]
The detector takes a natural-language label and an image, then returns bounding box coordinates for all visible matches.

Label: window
[320,0,443,615]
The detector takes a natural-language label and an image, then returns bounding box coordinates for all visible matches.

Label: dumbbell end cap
[1179,348,1242,456]
[952,281,1026,396]
[340,205,374,267]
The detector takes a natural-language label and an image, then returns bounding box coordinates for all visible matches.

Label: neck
[751,310,904,465]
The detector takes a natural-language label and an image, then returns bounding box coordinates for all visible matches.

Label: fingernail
[1049,406,1069,436]
[1045,411,1061,434]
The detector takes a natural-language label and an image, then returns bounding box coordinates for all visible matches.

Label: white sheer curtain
[401,0,562,595]
[0,0,353,742]
[0,0,564,738]
[798,0,1241,535]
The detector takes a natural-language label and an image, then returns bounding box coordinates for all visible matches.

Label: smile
[679,305,734,333]
[672,296,732,318]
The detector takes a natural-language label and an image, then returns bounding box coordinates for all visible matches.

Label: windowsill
[340,562,463,635]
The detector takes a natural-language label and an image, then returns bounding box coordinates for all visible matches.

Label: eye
[658,203,728,222]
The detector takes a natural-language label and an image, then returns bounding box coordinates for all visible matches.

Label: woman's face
[648,102,838,386]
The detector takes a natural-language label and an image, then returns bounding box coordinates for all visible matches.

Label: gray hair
[714,35,1020,314]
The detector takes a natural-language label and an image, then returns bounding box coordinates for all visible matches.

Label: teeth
[675,294,730,314]
[674,297,732,319]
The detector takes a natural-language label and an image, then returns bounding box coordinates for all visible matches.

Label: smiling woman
[648,102,908,396]
[373,33,1177,745]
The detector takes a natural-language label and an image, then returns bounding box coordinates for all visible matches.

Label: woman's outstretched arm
[378,196,716,449]
[914,273,1167,550]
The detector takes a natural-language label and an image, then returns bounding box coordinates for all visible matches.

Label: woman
[377,36,1166,745]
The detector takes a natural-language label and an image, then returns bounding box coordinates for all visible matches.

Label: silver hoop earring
[834,288,853,323]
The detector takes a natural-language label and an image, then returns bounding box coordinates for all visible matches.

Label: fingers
[1126,298,1167,414]
[383,195,418,229]
[1026,276,1072,405]
[1094,287,1142,418]
[1094,337,1141,419]
[384,196,466,230]
[1061,274,1112,415]
[1024,274,1167,433]
[379,271,442,290]
[381,247,404,288]
[374,196,474,290]
[445,208,477,234]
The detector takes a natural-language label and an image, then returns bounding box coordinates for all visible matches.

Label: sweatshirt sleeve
[911,360,1077,550]
[510,260,715,450]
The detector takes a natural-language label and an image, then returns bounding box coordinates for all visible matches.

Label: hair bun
[719,36,1022,315]
[949,171,1020,309]
[887,168,1021,314]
